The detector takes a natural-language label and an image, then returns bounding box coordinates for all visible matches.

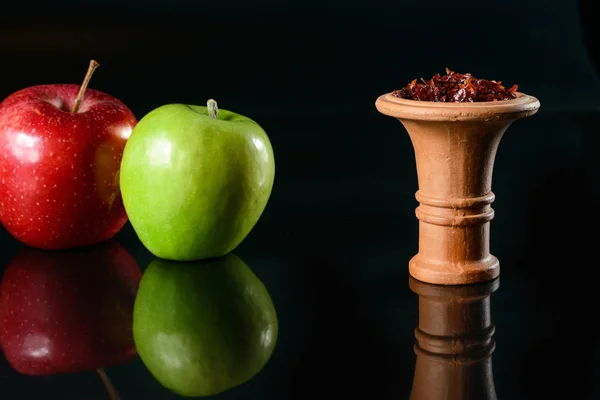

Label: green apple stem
[72,59,100,113]
[97,368,122,400]
[207,99,218,119]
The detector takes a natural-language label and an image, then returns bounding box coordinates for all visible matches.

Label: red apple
[0,60,137,249]
[0,240,142,375]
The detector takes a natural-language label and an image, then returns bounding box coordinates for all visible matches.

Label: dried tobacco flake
[392,68,518,102]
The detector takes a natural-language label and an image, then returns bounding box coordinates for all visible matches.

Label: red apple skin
[0,84,137,249]
[0,241,142,375]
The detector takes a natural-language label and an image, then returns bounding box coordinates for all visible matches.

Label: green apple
[120,100,275,260]
[133,254,278,397]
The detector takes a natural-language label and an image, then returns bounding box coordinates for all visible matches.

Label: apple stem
[97,368,122,400]
[207,99,219,119]
[72,60,100,114]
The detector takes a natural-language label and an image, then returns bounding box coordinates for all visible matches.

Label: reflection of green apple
[120,100,275,260]
[133,254,278,397]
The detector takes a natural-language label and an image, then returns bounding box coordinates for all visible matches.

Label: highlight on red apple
[0,60,137,250]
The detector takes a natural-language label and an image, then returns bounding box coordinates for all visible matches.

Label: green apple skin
[119,103,275,260]
[132,254,278,397]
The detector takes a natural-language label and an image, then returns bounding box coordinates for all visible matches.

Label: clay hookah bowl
[376,92,540,284]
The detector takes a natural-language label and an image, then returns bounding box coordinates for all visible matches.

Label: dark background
[1,0,600,398]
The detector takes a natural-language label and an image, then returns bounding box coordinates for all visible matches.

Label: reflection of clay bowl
[409,274,500,300]
[409,275,501,400]
[375,91,540,285]
[409,275,500,359]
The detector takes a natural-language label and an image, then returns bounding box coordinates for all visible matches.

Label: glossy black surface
[1,109,599,399]
[2,0,600,398]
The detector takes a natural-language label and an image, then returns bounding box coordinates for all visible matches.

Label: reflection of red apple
[0,240,141,375]
[0,60,137,249]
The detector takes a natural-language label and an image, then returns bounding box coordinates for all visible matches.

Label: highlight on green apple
[119,99,275,261]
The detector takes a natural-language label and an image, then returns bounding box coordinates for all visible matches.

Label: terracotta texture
[409,276,500,400]
[375,92,540,284]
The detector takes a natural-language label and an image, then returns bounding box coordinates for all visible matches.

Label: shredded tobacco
[391,68,518,102]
